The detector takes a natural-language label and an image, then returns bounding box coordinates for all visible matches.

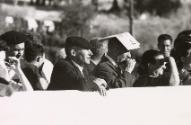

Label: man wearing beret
[48,36,107,95]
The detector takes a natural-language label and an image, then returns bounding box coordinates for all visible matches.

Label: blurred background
[0,0,190,63]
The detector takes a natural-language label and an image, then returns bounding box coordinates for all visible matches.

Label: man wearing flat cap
[48,36,107,95]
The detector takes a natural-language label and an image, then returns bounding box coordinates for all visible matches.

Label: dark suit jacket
[47,58,97,91]
[94,61,135,88]
[86,55,113,75]
[133,74,169,87]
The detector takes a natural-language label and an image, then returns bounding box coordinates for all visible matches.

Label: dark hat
[0,31,28,46]
[0,39,9,51]
[174,30,191,49]
[65,36,91,49]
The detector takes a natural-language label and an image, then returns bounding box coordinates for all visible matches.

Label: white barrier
[1,86,191,125]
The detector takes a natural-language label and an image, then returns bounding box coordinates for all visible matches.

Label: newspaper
[101,32,140,50]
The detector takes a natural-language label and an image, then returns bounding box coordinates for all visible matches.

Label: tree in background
[110,0,120,12]
[91,0,98,11]
[134,0,181,16]
[60,0,95,37]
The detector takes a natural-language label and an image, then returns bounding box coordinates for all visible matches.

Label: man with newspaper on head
[94,32,140,89]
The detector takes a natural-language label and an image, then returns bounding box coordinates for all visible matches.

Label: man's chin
[85,61,91,64]
[159,71,165,76]
[164,52,170,57]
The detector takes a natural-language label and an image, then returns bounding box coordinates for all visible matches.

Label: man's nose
[18,50,21,54]
[162,63,167,69]
[17,49,23,54]
[164,46,169,51]
[89,50,93,56]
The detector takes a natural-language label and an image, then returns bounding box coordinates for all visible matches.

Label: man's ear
[70,48,77,56]
[36,56,42,62]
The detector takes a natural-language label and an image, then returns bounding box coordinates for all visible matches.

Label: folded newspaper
[101,32,140,50]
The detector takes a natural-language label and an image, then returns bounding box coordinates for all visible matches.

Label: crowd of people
[0,30,191,97]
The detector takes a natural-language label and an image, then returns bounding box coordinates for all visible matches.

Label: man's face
[95,41,108,56]
[117,52,132,70]
[158,39,172,57]
[30,54,45,68]
[149,54,166,76]
[7,42,25,59]
[100,41,109,55]
[117,52,131,63]
[75,48,93,65]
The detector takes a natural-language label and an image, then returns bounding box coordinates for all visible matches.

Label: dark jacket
[47,58,97,91]
[94,61,135,88]
[86,55,110,75]
[133,74,169,87]
[179,69,191,85]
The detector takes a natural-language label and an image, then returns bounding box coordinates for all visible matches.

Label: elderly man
[48,36,106,95]
[86,38,109,74]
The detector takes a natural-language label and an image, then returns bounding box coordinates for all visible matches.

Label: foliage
[134,0,182,16]
[0,1,191,63]
[0,10,27,34]
[110,0,120,12]
[60,1,96,37]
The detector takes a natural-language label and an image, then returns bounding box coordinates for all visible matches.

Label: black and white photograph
[0,0,191,125]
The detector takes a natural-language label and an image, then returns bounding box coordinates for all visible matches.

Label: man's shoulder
[54,58,76,72]
[55,58,73,67]
[97,61,116,70]
[98,61,113,67]
[94,61,117,76]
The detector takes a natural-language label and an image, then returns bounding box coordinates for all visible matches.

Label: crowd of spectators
[0,30,191,96]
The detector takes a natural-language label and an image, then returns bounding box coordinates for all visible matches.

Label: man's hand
[93,78,107,96]
[7,57,21,71]
[125,59,136,73]
[97,85,107,96]
[93,78,107,88]
[163,51,171,58]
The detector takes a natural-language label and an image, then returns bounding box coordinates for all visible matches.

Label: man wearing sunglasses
[134,49,180,87]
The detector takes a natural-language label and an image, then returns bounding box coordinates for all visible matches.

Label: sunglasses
[155,58,167,65]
